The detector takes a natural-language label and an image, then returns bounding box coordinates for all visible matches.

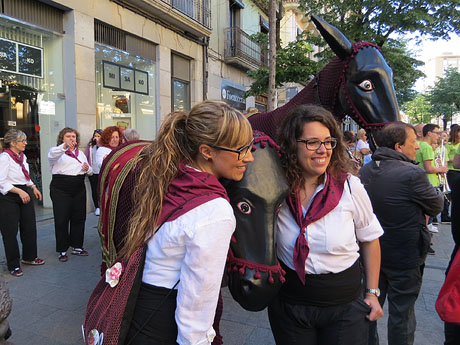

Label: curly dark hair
[277,104,351,191]
[99,126,123,148]
[57,127,80,146]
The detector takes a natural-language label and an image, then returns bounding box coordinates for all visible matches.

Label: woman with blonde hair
[0,129,44,277]
[117,100,254,345]
[48,127,92,262]
[356,128,372,165]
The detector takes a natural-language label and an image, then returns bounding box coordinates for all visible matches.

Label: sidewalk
[0,214,453,345]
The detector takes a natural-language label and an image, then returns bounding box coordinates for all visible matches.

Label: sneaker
[94,208,100,216]
[427,224,439,233]
[21,258,45,265]
[428,247,436,255]
[441,217,451,224]
[432,219,439,225]
[10,268,23,277]
[58,253,68,262]
[71,248,88,256]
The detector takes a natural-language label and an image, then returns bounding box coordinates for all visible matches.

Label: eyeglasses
[296,138,337,151]
[211,138,254,160]
[16,139,27,144]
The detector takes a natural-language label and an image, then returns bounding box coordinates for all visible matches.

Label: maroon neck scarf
[3,148,31,181]
[65,148,82,163]
[158,162,229,225]
[286,171,348,285]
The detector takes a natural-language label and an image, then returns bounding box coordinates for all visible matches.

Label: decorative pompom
[232,265,238,272]
[239,267,245,275]
[254,271,261,279]
[268,276,275,284]
[280,276,286,283]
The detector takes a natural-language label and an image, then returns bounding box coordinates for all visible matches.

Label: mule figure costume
[83,14,400,345]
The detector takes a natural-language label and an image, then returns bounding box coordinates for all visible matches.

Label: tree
[268,0,277,111]
[246,0,460,104]
[428,68,460,129]
[401,93,433,124]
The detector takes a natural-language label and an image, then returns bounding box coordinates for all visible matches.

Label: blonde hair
[357,128,367,140]
[0,129,27,149]
[122,100,253,258]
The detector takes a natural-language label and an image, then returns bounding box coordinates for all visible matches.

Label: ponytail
[121,101,253,259]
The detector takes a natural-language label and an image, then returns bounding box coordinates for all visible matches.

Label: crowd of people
[1,101,459,345]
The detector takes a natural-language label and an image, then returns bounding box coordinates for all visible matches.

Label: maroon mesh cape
[84,141,226,345]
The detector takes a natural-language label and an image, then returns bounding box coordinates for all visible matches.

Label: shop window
[172,54,190,112]
[95,43,156,139]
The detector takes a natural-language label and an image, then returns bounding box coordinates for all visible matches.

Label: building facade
[0,0,210,208]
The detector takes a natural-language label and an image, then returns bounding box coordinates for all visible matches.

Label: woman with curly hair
[94,126,123,173]
[267,104,384,345]
[48,127,92,262]
[0,129,44,276]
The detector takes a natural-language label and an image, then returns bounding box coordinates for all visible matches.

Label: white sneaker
[94,208,100,216]
[427,223,438,233]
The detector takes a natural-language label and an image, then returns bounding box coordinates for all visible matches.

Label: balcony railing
[159,0,211,28]
[224,27,268,70]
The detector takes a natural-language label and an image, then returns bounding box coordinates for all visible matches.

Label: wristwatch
[365,288,380,297]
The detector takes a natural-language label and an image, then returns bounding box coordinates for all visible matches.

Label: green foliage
[292,0,460,104]
[246,35,319,96]
[401,93,433,123]
[428,68,460,125]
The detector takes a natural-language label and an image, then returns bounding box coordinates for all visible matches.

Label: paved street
[0,212,452,345]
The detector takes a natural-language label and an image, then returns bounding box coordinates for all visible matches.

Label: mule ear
[311,15,353,60]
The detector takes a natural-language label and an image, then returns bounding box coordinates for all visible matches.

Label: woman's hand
[18,189,31,204]
[82,162,89,172]
[364,294,384,321]
[32,186,42,201]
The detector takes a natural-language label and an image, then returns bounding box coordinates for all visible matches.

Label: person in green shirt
[415,124,448,236]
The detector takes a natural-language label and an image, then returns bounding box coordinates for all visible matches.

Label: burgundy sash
[287,171,348,284]
[3,149,31,181]
[65,148,82,163]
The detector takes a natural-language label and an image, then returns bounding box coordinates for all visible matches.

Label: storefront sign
[221,79,246,112]
[38,100,56,115]
[102,61,149,95]
[0,38,43,78]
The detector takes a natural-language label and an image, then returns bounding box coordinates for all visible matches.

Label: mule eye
[237,201,252,214]
[358,80,373,91]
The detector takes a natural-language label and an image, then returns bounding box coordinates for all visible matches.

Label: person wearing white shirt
[113,101,254,345]
[267,105,384,345]
[84,129,102,216]
[94,126,123,174]
[0,129,44,277]
[48,127,92,262]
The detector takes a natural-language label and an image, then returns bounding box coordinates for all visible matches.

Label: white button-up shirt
[0,152,34,195]
[143,197,235,345]
[94,146,112,174]
[277,174,383,274]
[48,143,92,176]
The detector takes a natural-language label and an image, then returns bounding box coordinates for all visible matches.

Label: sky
[405,33,460,92]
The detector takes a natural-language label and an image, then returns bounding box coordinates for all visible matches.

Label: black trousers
[88,173,99,209]
[126,283,179,345]
[50,174,86,252]
[268,294,371,345]
[0,185,38,271]
[369,265,423,345]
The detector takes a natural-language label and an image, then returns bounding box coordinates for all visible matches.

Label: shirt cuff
[0,183,14,195]
[177,327,216,345]
[356,215,384,243]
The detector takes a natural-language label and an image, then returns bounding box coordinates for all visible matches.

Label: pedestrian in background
[356,128,372,165]
[415,124,448,239]
[123,128,140,142]
[85,129,102,216]
[48,127,92,262]
[0,129,44,277]
[360,122,443,345]
[94,126,123,173]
